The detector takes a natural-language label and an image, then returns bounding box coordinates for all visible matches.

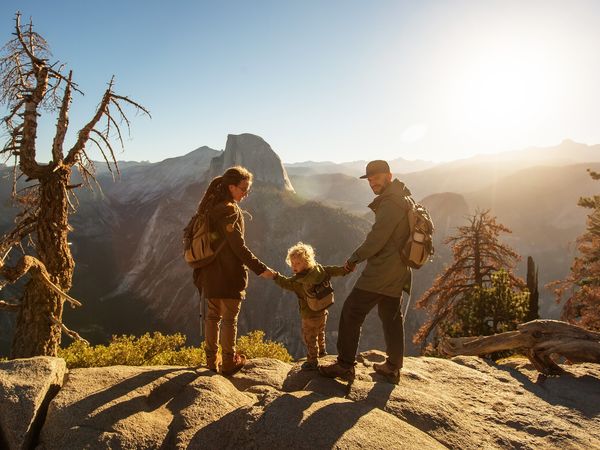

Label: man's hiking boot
[373,361,400,384]
[222,353,246,376]
[318,361,355,382]
[301,360,319,371]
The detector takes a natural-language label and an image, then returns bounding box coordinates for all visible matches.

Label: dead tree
[414,210,525,348]
[441,320,600,375]
[0,14,149,358]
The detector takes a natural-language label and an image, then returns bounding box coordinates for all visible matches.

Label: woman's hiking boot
[207,354,222,373]
[318,361,355,382]
[222,353,246,376]
[373,361,400,384]
[301,360,319,371]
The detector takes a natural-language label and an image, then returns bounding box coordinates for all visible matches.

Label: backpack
[305,277,335,312]
[183,210,225,269]
[399,197,434,269]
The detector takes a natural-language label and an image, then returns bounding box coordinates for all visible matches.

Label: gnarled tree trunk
[441,319,600,375]
[11,168,74,357]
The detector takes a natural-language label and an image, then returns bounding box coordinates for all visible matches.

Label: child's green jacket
[274,264,347,318]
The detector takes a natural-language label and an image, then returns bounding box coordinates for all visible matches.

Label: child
[274,242,348,370]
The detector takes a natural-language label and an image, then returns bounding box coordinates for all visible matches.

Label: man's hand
[260,269,277,279]
[344,260,356,273]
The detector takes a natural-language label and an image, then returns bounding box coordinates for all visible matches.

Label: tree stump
[441,320,600,375]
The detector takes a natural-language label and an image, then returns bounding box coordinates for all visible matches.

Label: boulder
[226,357,292,391]
[0,357,66,450]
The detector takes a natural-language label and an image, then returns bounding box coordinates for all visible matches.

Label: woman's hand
[260,269,277,279]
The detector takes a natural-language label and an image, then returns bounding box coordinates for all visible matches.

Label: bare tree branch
[50,315,89,344]
[90,128,119,175]
[0,255,82,307]
[51,70,72,162]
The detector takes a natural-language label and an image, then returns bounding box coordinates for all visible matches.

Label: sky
[1,0,599,163]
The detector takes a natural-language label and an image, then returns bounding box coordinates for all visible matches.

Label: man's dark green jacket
[348,178,412,298]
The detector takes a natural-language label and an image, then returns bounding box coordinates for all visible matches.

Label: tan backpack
[305,278,335,311]
[183,211,225,269]
[400,197,434,269]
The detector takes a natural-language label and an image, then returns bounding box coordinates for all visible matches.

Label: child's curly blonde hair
[285,242,317,268]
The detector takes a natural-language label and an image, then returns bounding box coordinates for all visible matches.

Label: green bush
[59,330,291,368]
[236,330,292,362]
[58,332,205,368]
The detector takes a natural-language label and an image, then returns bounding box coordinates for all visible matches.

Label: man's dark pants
[337,287,404,369]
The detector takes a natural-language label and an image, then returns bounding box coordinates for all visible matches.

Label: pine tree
[450,270,529,338]
[551,169,600,331]
[414,210,526,348]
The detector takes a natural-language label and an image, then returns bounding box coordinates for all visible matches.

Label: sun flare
[444,34,566,138]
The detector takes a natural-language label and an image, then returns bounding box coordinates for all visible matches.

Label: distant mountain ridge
[285,157,438,177]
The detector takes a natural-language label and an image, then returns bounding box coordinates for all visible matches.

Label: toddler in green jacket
[274,242,348,370]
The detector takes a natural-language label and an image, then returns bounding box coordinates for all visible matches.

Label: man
[319,160,412,383]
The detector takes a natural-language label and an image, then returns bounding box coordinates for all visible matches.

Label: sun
[444,36,565,136]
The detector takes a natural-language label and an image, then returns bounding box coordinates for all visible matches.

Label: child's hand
[344,260,356,273]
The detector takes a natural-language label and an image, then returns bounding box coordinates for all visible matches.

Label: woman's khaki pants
[205,298,242,368]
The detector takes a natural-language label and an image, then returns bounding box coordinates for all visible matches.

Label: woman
[192,166,275,375]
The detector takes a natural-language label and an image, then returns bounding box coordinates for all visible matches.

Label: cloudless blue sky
[1,1,600,163]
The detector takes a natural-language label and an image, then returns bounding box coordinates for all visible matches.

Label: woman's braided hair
[197,166,253,214]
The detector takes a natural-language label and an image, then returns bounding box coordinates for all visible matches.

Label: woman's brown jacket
[193,201,267,299]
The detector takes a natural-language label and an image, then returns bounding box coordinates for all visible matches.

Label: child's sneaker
[301,360,319,371]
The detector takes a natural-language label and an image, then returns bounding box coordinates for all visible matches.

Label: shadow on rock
[66,367,179,420]
[493,362,600,418]
[189,390,437,449]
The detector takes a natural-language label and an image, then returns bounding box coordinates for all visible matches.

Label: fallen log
[441,320,600,375]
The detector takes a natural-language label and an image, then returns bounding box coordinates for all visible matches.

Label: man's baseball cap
[359,160,391,179]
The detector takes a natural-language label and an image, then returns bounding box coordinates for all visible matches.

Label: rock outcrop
[1,353,598,449]
[209,133,294,192]
[37,359,442,450]
[0,357,66,450]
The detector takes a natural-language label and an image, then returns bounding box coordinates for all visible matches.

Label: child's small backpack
[305,277,335,311]
[400,197,434,269]
[183,210,225,269]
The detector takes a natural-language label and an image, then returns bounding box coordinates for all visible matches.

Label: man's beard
[372,180,390,194]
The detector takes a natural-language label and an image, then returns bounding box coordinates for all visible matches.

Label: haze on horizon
[1,0,599,164]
